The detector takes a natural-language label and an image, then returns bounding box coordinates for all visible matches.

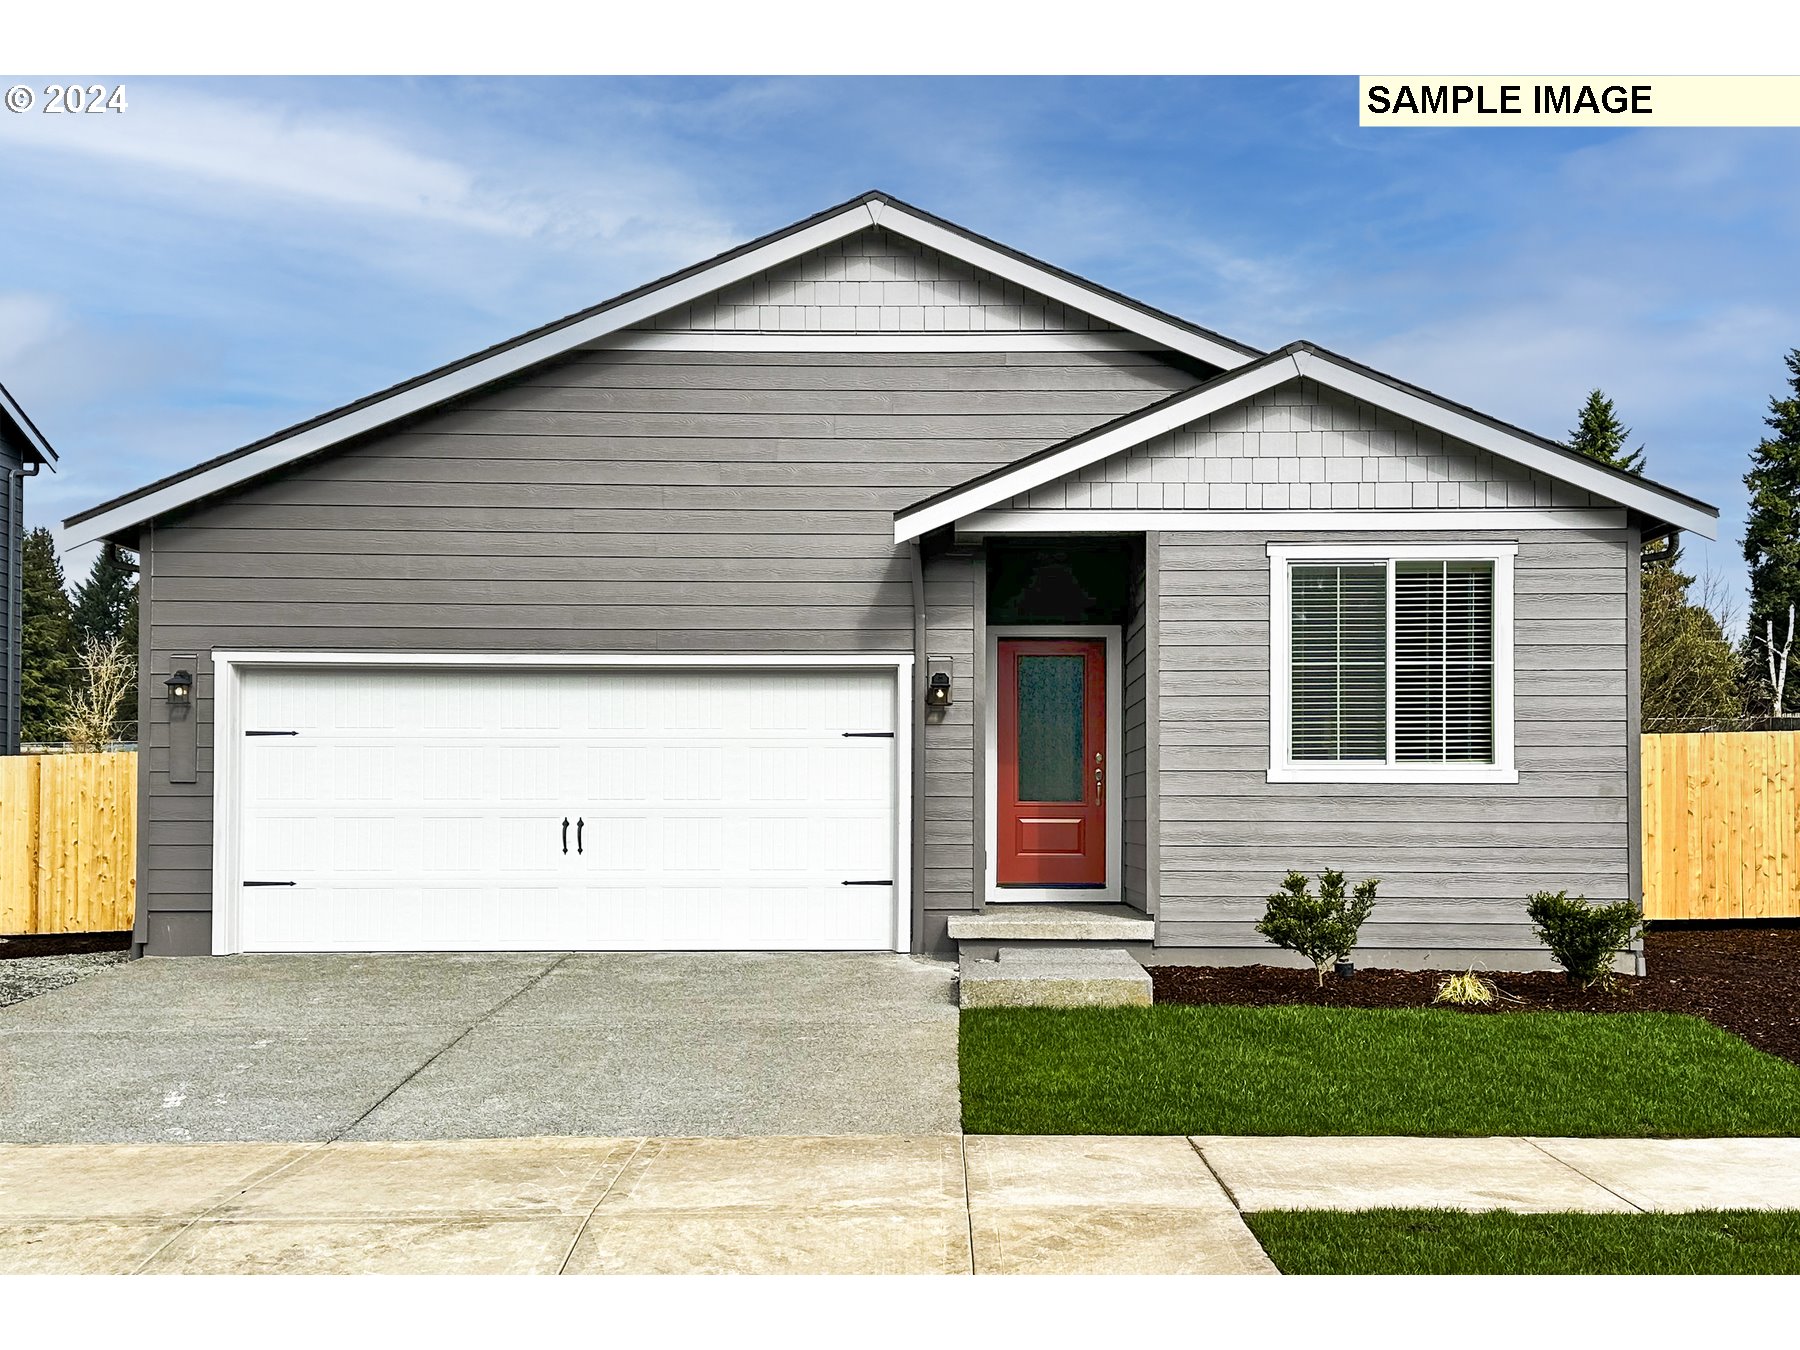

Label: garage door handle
[576,817,584,855]
[562,817,569,855]
[842,879,894,886]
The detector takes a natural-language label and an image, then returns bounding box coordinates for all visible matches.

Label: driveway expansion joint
[324,955,572,1145]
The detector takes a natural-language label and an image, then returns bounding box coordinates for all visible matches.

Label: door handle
[576,817,584,855]
[1094,751,1104,803]
[562,817,569,855]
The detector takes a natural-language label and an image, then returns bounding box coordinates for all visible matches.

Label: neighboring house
[64,192,1717,967]
[1,383,58,755]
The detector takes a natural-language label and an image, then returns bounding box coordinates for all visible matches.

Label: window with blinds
[1287,558,1497,766]
[1395,560,1495,762]
[1290,564,1388,760]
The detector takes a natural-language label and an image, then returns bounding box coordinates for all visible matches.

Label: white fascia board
[65,203,884,549]
[959,508,1627,535]
[880,205,1256,372]
[894,354,1304,542]
[0,384,54,465]
[1291,350,1718,539]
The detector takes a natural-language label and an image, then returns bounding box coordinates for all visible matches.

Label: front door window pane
[1016,654,1085,802]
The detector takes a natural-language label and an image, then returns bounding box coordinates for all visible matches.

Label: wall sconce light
[925,659,954,708]
[164,669,194,706]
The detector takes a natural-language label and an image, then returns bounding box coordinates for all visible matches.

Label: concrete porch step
[945,904,1155,944]
[958,947,1153,1008]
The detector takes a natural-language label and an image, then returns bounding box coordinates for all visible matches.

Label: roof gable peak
[64,190,1257,546]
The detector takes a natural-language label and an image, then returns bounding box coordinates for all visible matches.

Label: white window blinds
[1287,558,1497,766]
[1395,560,1495,762]
[1290,563,1387,761]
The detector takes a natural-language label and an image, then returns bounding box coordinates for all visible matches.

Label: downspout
[909,538,927,957]
[3,467,23,755]
[3,462,37,754]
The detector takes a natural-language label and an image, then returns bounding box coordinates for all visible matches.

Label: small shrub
[1434,969,1497,1006]
[1255,869,1380,987]
[1526,891,1644,990]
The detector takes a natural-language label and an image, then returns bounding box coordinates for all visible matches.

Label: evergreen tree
[71,545,139,734]
[119,579,139,736]
[1564,390,1738,722]
[1567,389,1677,568]
[71,544,137,647]
[19,527,77,741]
[1567,389,1647,476]
[1744,349,1800,715]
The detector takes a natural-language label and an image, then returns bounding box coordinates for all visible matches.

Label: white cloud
[0,86,526,232]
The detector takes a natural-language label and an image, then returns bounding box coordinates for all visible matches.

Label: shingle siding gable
[634,227,1126,335]
[1005,377,1600,512]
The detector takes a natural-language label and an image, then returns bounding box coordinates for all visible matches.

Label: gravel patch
[0,951,132,1009]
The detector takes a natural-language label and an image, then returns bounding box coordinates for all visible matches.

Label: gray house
[2,383,58,755]
[64,192,1717,968]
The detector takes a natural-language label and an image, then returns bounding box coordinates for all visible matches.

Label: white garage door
[233,665,901,952]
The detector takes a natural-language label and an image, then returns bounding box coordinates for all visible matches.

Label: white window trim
[208,651,914,956]
[1265,543,1518,785]
[983,625,1124,905]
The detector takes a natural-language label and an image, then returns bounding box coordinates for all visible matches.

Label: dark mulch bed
[0,931,131,960]
[1152,924,1800,1067]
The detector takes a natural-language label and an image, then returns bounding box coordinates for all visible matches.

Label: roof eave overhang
[63,192,1262,548]
[0,384,57,469]
[894,346,1719,543]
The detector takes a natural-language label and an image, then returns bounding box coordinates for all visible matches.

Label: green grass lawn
[1245,1208,1800,1274]
[960,1006,1800,1137]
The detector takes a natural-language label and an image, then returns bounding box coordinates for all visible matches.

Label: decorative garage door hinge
[841,879,895,886]
[245,730,300,736]
[841,731,895,737]
[242,880,297,887]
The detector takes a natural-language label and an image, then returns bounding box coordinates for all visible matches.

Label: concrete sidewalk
[5,1134,1798,1275]
[1193,1135,1800,1214]
[0,1134,1271,1274]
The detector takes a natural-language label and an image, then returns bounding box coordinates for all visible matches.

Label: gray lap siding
[136,348,1199,955]
[1153,526,1635,965]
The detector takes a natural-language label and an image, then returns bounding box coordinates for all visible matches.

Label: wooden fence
[1643,732,1800,920]
[0,751,137,935]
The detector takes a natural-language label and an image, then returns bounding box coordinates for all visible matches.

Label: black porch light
[925,671,952,708]
[164,669,194,705]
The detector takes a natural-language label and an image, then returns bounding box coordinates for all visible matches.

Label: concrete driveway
[0,952,959,1143]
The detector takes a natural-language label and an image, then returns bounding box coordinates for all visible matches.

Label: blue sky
[2,75,1793,620]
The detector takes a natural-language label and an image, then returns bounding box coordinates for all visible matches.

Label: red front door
[997,638,1106,887]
